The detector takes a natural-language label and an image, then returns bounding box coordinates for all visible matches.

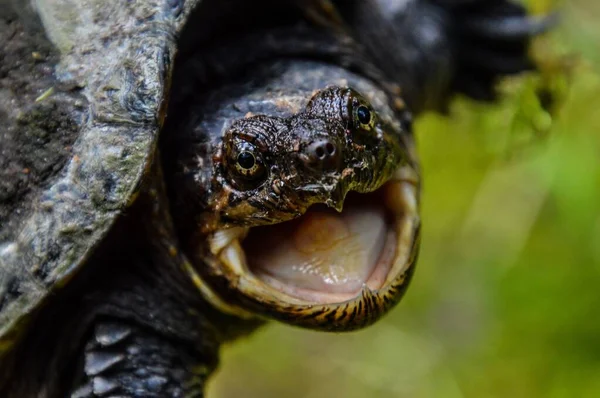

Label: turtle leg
[436,1,557,102]
[69,319,211,398]
[334,0,556,113]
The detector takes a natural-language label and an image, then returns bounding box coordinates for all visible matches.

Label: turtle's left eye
[344,89,378,134]
[353,102,376,131]
[356,105,372,126]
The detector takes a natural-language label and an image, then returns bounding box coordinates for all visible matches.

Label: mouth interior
[242,189,398,303]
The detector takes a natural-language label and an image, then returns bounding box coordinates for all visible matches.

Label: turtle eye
[228,142,267,187]
[237,151,256,170]
[345,89,378,134]
[356,105,372,126]
[353,103,376,131]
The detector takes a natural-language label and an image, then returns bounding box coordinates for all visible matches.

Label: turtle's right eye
[226,141,267,188]
[236,151,258,174]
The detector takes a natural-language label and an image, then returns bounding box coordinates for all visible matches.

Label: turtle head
[207,87,407,226]
[172,86,420,331]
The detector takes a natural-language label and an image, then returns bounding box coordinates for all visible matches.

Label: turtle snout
[302,139,340,171]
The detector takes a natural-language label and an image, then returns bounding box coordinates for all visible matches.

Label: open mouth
[207,165,419,308]
[244,190,398,303]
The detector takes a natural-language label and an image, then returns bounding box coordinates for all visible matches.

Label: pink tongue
[245,203,387,294]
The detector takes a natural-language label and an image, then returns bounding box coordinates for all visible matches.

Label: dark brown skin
[0,0,548,396]
[173,86,407,230]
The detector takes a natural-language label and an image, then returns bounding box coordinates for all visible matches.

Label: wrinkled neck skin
[158,9,415,393]
[0,164,262,397]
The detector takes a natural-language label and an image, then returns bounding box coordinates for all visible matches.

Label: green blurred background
[210,1,600,397]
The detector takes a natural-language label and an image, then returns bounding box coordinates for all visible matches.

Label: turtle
[0,0,551,396]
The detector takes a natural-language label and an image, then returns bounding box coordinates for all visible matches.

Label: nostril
[304,140,339,169]
[325,142,335,155]
[315,146,326,159]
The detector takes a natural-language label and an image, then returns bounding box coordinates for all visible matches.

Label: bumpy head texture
[169,84,420,331]
[194,87,407,228]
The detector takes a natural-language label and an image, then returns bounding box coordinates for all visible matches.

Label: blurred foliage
[209,1,600,397]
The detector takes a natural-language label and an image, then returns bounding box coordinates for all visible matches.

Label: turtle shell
[0,0,198,350]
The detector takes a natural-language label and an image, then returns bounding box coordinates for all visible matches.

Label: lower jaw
[197,167,420,329]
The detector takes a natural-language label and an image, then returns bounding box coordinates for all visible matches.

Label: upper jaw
[208,162,419,260]
[286,155,411,215]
